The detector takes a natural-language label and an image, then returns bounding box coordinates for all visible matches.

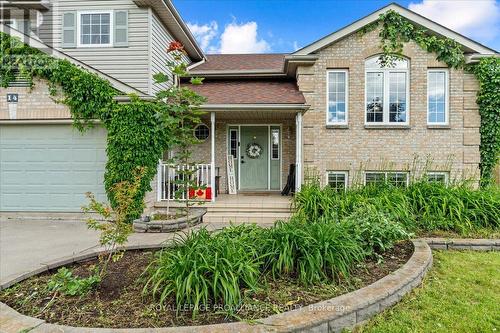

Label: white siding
[38,0,150,94]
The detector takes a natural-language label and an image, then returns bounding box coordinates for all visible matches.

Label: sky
[173,0,500,54]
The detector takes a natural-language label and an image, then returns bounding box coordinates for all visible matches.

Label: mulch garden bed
[0,241,413,328]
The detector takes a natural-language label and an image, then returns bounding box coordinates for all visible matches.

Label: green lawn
[354,251,500,333]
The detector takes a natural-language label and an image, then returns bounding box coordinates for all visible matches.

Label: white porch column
[210,111,216,202]
[295,111,303,192]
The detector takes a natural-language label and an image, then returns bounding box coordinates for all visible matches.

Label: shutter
[61,12,77,48]
[114,10,128,47]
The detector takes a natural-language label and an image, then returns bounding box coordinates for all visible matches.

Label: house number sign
[7,93,19,103]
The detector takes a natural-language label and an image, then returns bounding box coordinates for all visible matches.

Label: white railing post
[210,111,216,202]
[157,162,214,202]
[157,160,162,201]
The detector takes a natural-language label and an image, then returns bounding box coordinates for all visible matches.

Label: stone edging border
[1,239,432,333]
[421,238,500,251]
[2,237,499,332]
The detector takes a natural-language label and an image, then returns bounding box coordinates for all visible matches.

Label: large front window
[365,56,409,125]
[78,12,112,46]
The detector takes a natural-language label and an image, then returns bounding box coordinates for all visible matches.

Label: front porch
[153,106,306,224]
[156,106,305,203]
[155,192,292,225]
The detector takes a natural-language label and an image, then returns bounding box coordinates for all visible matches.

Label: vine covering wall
[1,32,171,219]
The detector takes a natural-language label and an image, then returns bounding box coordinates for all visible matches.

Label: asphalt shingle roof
[191,54,286,72]
[189,79,305,104]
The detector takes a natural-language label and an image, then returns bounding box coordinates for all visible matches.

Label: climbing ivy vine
[363,10,500,186]
[470,58,500,186]
[0,32,183,219]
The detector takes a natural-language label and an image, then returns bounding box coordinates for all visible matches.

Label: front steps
[154,194,293,225]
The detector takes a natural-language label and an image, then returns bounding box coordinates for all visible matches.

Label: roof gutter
[466,53,499,64]
[163,0,205,61]
[200,103,310,111]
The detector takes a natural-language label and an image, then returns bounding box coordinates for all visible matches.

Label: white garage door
[0,124,107,211]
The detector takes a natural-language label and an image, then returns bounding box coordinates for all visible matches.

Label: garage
[0,124,107,211]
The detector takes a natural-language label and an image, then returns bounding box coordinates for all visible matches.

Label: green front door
[240,126,268,190]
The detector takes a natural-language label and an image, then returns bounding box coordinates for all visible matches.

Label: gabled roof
[133,0,204,61]
[1,24,146,96]
[293,3,497,56]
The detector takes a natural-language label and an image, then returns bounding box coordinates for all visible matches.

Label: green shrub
[405,181,500,232]
[294,181,500,235]
[47,267,100,296]
[263,217,366,285]
[342,205,411,255]
[144,225,264,316]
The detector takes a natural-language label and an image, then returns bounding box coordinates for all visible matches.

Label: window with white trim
[426,172,449,184]
[427,69,449,125]
[327,171,348,191]
[327,70,348,125]
[365,171,409,187]
[365,56,409,125]
[78,12,112,46]
[271,128,280,160]
[229,129,238,158]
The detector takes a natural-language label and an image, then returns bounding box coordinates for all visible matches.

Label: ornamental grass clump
[404,181,500,233]
[144,220,372,316]
[144,225,265,316]
[262,217,366,285]
[293,181,500,235]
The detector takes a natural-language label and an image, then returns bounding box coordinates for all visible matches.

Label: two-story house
[0,2,497,220]
[0,0,203,212]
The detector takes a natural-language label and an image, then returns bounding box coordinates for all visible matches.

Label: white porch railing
[157,161,213,201]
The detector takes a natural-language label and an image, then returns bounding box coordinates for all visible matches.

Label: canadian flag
[189,187,212,200]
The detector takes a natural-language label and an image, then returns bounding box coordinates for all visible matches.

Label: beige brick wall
[0,79,71,120]
[296,28,481,186]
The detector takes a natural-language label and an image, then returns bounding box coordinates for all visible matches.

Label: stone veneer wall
[295,28,481,187]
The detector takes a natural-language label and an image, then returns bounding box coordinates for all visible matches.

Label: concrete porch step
[204,213,291,224]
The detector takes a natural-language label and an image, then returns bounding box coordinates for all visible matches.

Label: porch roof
[189,79,306,105]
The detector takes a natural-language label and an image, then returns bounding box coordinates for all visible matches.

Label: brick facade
[295,28,481,186]
[0,79,71,120]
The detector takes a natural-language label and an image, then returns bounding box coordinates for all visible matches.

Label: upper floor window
[326,70,348,125]
[77,12,112,47]
[365,56,409,125]
[427,69,449,125]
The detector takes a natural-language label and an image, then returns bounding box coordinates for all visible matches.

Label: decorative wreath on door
[246,143,262,159]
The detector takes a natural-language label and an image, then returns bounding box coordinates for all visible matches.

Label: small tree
[47,168,144,298]
[83,167,145,278]
[154,41,207,216]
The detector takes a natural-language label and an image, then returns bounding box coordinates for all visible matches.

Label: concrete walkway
[0,218,243,287]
